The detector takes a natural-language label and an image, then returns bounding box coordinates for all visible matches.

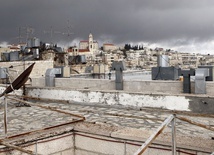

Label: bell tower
[89,32,93,52]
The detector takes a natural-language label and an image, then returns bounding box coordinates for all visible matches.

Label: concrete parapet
[31,77,208,95]
[55,78,115,90]
[124,80,183,94]
[26,86,214,114]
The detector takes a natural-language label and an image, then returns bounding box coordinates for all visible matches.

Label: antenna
[11,26,34,44]
[61,20,74,37]
[26,27,34,40]
[19,26,34,42]
[43,26,62,43]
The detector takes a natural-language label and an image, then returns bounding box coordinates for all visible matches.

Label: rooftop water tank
[27,37,40,48]
[78,55,86,64]
[10,51,19,61]
[2,53,10,61]
[32,37,40,47]
[157,55,169,67]
[32,48,39,59]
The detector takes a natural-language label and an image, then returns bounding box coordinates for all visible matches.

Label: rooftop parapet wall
[26,86,214,114]
[30,78,214,114]
[32,77,211,95]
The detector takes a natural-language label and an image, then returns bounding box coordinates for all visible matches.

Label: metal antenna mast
[44,26,62,43]
[62,20,74,37]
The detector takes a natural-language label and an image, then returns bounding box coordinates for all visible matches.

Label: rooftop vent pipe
[45,68,61,87]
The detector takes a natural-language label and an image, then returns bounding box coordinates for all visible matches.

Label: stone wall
[31,77,214,96]
[0,60,54,80]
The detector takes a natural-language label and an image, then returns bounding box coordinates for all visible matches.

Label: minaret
[89,32,93,53]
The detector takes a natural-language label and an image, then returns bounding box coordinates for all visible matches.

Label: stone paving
[0,99,214,141]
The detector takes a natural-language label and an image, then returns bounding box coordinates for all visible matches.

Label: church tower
[88,33,93,53]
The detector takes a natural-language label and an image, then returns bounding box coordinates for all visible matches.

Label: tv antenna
[43,26,62,43]
[61,20,74,37]
[11,26,34,44]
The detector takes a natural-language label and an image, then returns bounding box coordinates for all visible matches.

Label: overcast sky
[1,0,214,53]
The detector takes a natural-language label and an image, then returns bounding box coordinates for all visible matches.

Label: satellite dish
[0,62,35,97]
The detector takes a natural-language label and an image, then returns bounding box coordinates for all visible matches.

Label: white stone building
[103,43,118,52]
[79,33,99,55]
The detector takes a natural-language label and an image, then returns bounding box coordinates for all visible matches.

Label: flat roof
[0,97,213,152]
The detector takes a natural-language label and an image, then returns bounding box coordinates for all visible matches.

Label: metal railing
[1,95,85,155]
[134,114,176,155]
[134,114,214,155]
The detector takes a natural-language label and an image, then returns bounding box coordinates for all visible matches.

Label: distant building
[67,46,79,56]
[103,43,117,52]
[8,44,20,52]
[79,33,99,55]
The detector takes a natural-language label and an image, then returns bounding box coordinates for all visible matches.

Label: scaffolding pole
[171,114,176,155]
[134,115,174,155]
[3,96,7,137]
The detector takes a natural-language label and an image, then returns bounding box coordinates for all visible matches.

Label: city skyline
[0,0,214,53]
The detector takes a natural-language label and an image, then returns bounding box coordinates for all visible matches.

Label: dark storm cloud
[1,0,214,52]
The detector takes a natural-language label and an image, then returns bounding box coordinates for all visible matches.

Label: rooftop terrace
[0,95,213,154]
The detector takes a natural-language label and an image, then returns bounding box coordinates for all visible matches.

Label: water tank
[27,38,40,48]
[2,53,10,61]
[157,55,169,67]
[32,38,40,47]
[78,55,86,64]
[10,51,19,61]
[33,48,39,59]
[0,67,8,79]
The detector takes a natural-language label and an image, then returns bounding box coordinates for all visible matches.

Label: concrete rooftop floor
[0,97,214,152]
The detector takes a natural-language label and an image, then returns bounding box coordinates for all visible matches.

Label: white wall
[0,132,209,155]
[0,134,74,155]
[26,87,190,111]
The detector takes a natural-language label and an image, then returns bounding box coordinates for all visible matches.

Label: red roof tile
[79,49,90,52]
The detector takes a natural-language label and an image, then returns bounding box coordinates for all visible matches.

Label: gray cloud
[1,0,214,52]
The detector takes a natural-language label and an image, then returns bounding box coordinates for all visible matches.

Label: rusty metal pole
[171,114,176,155]
[3,96,7,137]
